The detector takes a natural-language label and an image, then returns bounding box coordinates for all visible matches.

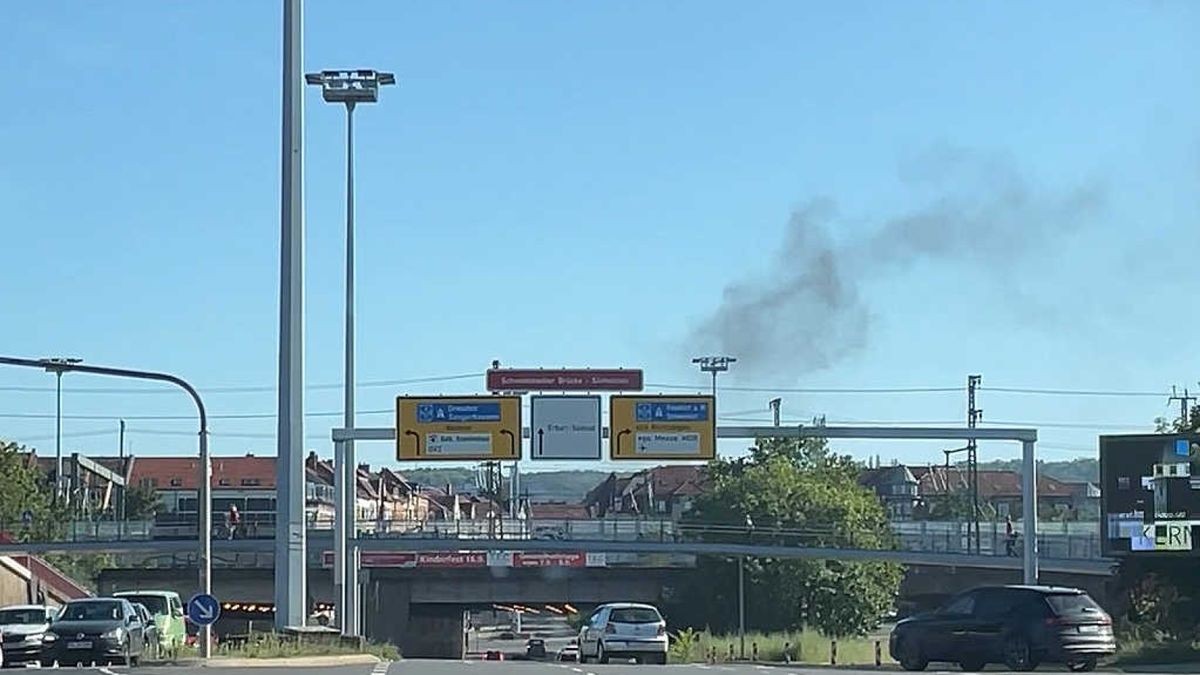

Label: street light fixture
[691,355,737,397]
[306,67,395,639]
[41,357,82,503]
[3,356,212,657]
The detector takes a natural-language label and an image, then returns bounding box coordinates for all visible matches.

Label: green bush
[668,629,888,665]
[216,634,399,661]
[1116,639,1200,666]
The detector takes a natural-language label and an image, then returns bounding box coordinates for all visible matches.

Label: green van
[113,591,186,658]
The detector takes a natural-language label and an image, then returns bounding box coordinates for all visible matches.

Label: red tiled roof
[916,468,1074,499]
[129,456,277,490]
[642,465,707,496]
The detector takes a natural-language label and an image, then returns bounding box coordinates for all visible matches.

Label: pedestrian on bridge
[1004,515,1017,556]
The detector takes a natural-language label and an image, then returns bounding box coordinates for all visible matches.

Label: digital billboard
[1100,434,1200,555]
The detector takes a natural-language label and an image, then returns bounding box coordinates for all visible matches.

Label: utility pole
[692,355,737,398]
[769,398,781,427]
[967,375,982,554]
[118,419,126,523]
[1169,386,1196,430]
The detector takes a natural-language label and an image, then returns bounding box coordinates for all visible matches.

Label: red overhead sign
[486,369,643,392]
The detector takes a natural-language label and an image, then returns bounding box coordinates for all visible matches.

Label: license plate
[1079,625,1099,634]
[67,640,93,649]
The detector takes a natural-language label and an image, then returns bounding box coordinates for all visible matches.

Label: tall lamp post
[305,68,395,637]
[43,357,82,504]
[692,355,744,656]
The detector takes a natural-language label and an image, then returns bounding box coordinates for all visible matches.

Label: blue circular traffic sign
[187,593,221,626]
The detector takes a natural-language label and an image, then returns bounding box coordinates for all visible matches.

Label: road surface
[17,658,1144,675]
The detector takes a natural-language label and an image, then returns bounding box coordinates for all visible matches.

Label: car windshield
[118,595,168,615]
[59,601,121,622]
[609,608,661,624]
[0,609,47,625]
[1046,593,1103,615]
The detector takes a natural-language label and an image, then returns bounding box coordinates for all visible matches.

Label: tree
[0,440,57,534]
[0,439,111,590]
[123,482,161,520]
[665,436,903,638]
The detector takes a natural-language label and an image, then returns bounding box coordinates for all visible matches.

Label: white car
[556,644,579,661]
[578,603,668,665]
[0,605,57,666]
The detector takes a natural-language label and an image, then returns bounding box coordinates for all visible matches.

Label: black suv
[889,585,1115,672]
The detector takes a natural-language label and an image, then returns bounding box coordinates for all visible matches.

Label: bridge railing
[3,516,1103,560]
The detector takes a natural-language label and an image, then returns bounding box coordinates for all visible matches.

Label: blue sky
[1,1,1198,471]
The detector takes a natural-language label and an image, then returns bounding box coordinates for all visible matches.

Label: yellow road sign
[396,396,521,461]
[609,395,716,461]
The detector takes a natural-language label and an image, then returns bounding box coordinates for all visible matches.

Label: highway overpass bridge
[0,531,1115,576]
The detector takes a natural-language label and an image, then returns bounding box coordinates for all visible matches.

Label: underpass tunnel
[362,566,674,659]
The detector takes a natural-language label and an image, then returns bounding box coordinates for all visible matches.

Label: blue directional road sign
[417,402,501,424]
[635,401,709,422]
[187,593,221,626]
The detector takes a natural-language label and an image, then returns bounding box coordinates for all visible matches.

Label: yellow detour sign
[609,395,716,461]
[396,396,521,461]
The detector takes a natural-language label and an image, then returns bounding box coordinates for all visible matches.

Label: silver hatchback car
[578,602,668,665]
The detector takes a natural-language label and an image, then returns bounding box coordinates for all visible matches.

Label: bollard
[875,640,882,667]
[752,642,758,662]
[784,642,792,664]
[830,639,838,666]
[729,643,735,662]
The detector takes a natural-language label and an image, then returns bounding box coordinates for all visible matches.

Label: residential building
[858,464,920,519]
[129,454,335,533]
[882,465,1086,520]
[583,465,706,519]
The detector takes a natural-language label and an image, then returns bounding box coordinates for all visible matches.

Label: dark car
[42,598,147,667]
[525,638,547,659]
[131,604,159,660]
[889,585,1115,673]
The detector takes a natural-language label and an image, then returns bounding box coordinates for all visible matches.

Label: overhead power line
[0,372,483,395]
[982,386,1168,398]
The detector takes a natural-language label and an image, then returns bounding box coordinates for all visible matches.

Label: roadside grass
[669,628,890,665]
[213,634,400,661]
[1115,639,1200,666]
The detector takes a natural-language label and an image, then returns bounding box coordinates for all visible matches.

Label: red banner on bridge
[322,551,487,568]
[513,552,587,568]
[486,368,643,392]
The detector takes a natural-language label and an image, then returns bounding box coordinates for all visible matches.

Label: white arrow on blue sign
[187,593,221,626]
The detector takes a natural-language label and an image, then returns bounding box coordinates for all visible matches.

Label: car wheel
[959,658,987,672]
[597,642,609,664]
[1068,658,1098,672]
[897,638,928,672]
[1002,635,1039,672]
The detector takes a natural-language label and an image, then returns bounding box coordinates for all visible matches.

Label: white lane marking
[571,669,584,673]
[370,661,390,675]
[98,669,118,675]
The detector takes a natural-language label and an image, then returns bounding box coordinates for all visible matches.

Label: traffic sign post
[396,396,521,461]
[530,395,602,461]
[187,593,221,626]
[609,395,716,460]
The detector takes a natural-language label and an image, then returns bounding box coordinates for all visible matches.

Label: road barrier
[830,639,837,666]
